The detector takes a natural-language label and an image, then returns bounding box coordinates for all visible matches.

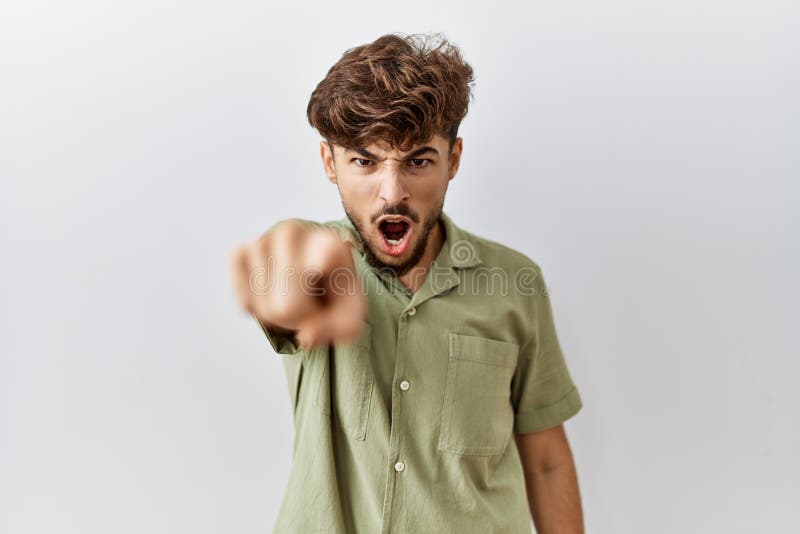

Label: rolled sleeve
[511,267,583,434]
[254,315,301,355]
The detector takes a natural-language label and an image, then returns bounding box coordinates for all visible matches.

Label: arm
[514,423,584,534]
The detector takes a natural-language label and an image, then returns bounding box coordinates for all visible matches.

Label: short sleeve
[511,267,582,434]
[254,314,301,355]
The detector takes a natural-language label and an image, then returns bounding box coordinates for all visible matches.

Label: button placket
[381,295,417,532]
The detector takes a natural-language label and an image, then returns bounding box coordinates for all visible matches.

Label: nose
[377,162,410,205]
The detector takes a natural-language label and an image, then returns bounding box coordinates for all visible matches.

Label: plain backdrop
[1,1,798,533]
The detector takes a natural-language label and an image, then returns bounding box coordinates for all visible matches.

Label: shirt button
[394,461,405,472]
[407,307,416,316]
[399,380,410,391]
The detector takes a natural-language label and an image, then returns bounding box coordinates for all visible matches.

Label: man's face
[320,133,463,277]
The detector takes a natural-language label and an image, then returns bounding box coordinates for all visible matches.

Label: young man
[231,33,584,534]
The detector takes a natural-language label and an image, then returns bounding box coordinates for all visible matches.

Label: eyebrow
[349,146,440,160]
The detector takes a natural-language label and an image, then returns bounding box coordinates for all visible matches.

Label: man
[230,33,584,533]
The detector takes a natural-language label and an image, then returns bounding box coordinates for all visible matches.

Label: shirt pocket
[314,321,374,441]
[438,332,519,456]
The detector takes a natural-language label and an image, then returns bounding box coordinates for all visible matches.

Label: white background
[1,1,798,533]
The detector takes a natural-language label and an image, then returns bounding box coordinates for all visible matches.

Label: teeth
[381,218,408,246]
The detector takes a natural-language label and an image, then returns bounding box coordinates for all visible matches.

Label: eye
[408,158,432,168]
[352,158,374,167]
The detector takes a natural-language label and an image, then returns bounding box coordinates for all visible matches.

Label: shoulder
[460,225,544,274]
[458,224,553,304]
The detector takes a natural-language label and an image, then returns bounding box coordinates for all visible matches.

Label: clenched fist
[230,219,367,351]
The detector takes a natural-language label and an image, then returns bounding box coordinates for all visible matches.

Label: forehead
[342,134,449,157]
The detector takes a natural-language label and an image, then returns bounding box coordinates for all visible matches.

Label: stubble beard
[344,202,443,279]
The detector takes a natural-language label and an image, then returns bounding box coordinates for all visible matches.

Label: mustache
[371,205,419,224]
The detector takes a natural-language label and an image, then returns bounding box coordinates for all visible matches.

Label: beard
[344,200,444,278]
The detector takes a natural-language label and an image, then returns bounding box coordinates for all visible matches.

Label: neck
[398,218,445,294]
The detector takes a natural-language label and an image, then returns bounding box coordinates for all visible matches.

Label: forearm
[522,461,584,534]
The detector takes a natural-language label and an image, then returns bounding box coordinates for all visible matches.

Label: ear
[448,137,463,181]
[320,140,337,184]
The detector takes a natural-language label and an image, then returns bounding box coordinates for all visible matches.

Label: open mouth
[378,218,412,256]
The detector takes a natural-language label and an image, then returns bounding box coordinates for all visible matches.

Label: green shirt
[256,211,583,533]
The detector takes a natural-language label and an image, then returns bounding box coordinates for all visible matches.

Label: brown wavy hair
[306,32,475,154]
